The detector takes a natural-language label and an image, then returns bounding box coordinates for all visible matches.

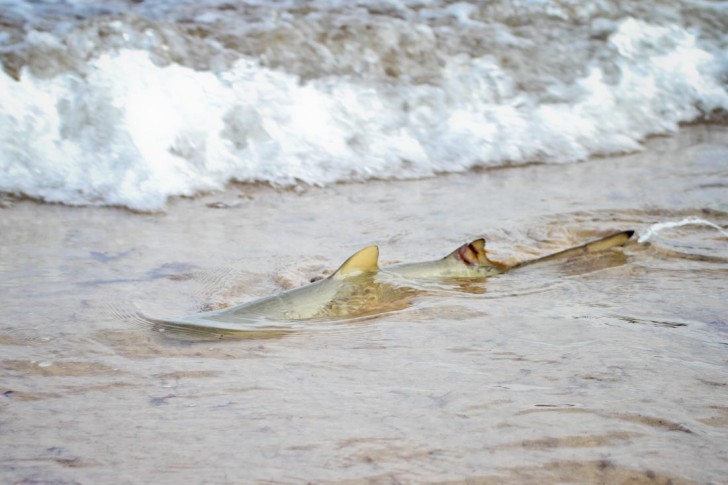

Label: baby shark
[148,230,633,338]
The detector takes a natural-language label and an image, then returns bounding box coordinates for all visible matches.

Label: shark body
[149,230,634,337]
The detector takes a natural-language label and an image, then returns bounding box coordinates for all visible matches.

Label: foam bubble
[0,14,726,211]
[638,218,728,244]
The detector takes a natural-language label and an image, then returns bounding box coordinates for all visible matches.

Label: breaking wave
[1,1,726,210]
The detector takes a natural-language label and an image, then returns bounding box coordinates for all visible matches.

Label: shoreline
[0,122,724,215]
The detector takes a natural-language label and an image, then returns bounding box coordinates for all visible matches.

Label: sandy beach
[0,124,726,483]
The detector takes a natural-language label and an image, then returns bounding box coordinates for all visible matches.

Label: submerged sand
[0,125,727,483]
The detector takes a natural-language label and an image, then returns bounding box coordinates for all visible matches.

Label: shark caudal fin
[444,239,507,269]
[513,230,635,268]
[331,245,379,280]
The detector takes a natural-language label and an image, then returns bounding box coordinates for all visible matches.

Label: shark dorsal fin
[331,246,379,280]
[445,238,505,268]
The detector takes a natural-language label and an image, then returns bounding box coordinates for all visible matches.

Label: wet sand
[0,125,727,483]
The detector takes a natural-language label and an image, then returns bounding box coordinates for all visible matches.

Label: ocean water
[1,124,727,483]
[1,0,726,210]
[0,2,727,483]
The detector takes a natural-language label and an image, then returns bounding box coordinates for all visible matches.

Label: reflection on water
[0,126,726,483]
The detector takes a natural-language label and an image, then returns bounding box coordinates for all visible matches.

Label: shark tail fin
[515,230,635,268]
[445,238,508,269]
[331,245,379,280]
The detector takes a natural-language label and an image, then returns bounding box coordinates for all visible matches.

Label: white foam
[638,218,728,243]
[0,17,726,210]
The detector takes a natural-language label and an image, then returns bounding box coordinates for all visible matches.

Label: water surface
[1,125,726,483]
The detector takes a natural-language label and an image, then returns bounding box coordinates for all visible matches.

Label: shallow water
[1,125,727,483]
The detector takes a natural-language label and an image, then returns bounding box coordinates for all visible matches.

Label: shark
[146,230,634,338]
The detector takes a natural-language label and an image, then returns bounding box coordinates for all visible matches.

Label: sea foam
[0,14,726,210]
